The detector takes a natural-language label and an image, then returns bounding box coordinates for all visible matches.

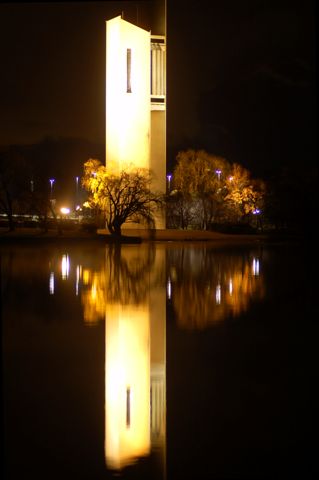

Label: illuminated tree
[82,159,163,236]
[171,150,266,230]
[224,163,266,222]
[172,149,230,229]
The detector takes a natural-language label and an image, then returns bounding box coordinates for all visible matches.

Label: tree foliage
[168,149,266,230]
[82,159,163,236]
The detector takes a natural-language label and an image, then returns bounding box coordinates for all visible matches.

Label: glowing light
[229,278,233,295]
[49,272,55,295]
[49,178,55,198]
[215,169,222,181]
[60,207,70,215]
[91,284,97,301]
[61,254,70,279]
[252,258,260,276]
[253,208,261,215]
[228,176,234,182]
[75,265,81,296]
[82,269,90,285]
[216,284,221,304]
[167,278,172,299]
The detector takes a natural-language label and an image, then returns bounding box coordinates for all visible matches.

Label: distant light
[60,207,70,215]
[229,279,233,295]
[91,284,97,301]
[75,205,82,211]
[228,176,234,182]
[167,278,172,299]
[49,178,55,197]
[167,174,172,181]
[252,258,260,276]
[215,169,222,180]
[49,272,55,295]
[61,254,70,279]
[253,209,261,215]
[75,265,81,296]
[216,284,221,304]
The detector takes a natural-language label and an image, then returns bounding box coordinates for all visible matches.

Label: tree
[224,163,266,223]
[0,148,30,230]
[82,159,163,236]
[172,149,230,229]
[170,150,266,230]
[166,189,196,230]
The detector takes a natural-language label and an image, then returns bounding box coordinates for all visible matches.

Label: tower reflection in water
[49,244,265,476]
[79,244,166,474]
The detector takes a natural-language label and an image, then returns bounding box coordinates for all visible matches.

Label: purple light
[49,178,55,197]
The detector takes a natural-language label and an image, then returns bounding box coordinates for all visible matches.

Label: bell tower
[105,1,166,229]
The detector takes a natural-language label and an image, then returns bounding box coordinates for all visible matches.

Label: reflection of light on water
[216,284,221,304]
[75,265,81,296]
[55,245,167,473]
[61,254,70,279]
[105,307,150,470]
[49,272,55,295]
[252,258,260,276]
[91,284,97,300]
[170,266,177,281]
[173,250,265,329]
[82,269,90,285]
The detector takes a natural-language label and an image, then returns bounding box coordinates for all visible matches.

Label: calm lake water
[1,241,317,479]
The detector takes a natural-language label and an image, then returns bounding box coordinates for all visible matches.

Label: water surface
[1,242,316,479]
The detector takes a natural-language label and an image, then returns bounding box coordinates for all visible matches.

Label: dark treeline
[0,136,103,230]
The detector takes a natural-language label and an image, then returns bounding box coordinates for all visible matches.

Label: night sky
[0,0,317,179]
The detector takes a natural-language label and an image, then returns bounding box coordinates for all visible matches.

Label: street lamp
[75,176,80,210]
[167,174,172,192]
[215,169,222,181]
[49,178,55,198]
[60,207,70,215]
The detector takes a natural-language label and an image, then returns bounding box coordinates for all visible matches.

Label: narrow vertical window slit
[127,48,132,93]
[126,387,131,427]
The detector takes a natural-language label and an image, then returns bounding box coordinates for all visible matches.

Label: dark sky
[0,0,317,176]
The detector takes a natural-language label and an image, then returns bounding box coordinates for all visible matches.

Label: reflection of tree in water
[106,244,157,305]
[168,247,265,329]
[82,244,163,325]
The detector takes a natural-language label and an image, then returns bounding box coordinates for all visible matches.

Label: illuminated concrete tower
[105,1,166,228]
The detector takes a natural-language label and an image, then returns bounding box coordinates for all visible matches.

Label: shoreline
[0,227,303,246]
